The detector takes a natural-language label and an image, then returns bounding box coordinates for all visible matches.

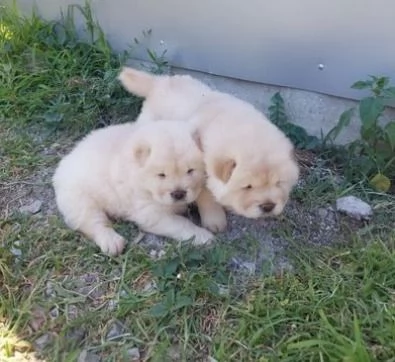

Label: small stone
[107,299,118,311]
[10,246,22,257]
[208,357,218,362]
[157,250,166,258]
[77,349,101,362]
[217,284,229,296]
[34,333,52,351]
[229,258,256,275]
[66,327,86,345]
[19,200,42,215]
[127,347,140,361]
[149,249,157,258]
[49,306,59,319]
[106,320,124,340]
[67,304,79,320]
[317,207,328,219]
[142,280,157,293]
[336,196,373,220]
[45,281,56,298]
[241,262,256,275]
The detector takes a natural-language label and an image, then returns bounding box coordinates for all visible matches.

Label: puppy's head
[131,121,205,206]
[207,148,299,219]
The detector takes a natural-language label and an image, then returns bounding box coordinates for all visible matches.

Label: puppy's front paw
[192,228,215,246]
[200,207,227,233]
[98,233,125,256]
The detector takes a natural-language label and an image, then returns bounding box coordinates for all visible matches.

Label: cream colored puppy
[52,120,214,256]
[118,68,300,220]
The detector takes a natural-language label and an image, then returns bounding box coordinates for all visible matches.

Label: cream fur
[118,68,300,219]
[52,120,214,256]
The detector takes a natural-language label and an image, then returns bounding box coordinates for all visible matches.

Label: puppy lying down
[52,120,214,256]
[118,67,300,222]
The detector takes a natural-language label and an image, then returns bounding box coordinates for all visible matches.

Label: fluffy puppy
[52,120,214,256]
[118,67,299,220]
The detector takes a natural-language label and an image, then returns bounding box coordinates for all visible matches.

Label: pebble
[107,299,118,311]
[66,327,86,345]
[19,200,42,215]
[336,196,373,220]
[106,320,125,340]
[230,258,256,275]
[142,280,157,293]
[10,246,22,257]
[45,281,56,298]
[77,349,101,362]
[127,347,140,361]
[34,333,52,351]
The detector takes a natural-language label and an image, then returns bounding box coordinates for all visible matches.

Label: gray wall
[14,0,395,100]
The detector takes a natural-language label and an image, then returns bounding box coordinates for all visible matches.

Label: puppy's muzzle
[171,189,187,201]
[260,202,276,213]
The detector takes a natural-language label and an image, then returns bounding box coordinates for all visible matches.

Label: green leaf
[383,86,395,98]
[149,302,169,318]
[163,258,180,278]
[174,295,194,310]
[206,280,220,296]
[384,121,395,149]
[351,80,373,90]
[374,76,390,90]
[185,249,205,262]
[324,108,354,143]
[359,97,384,129]
[268,92,287,126]
[370,173,391,193]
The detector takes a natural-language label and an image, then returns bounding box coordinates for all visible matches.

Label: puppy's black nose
[260,202,275,213]
[171,189,187,201]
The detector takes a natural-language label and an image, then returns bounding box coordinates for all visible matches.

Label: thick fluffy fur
[118,67,300,220]
[52,120,214,256]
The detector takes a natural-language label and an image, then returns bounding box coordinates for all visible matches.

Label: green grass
[1,2,395,362]
[0,1,141,134]
[1,216,395,361]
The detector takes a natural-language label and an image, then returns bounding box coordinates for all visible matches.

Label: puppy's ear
[191,130,203,152]
[213,158,236,183]
[133,143,151,167]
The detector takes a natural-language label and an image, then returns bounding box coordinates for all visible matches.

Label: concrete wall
[13,0,395,100]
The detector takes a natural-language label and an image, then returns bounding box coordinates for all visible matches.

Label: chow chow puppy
[118,67,299,220]
[52,120,214,256]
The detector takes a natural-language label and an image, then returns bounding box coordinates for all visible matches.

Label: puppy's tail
[118,67,155,98]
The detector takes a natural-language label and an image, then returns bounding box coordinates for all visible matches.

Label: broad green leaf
[359,97,384,129]
[370,173,391,193]
[206,280,220,296]
[351,80,373,90]
[383,86,395,98]
[149,302,169,318]
[165,288,175,305]
[163,258,180,277]
[325,108,354,143]
[374,76,390,90]
[268,92,287,126]
[384,121,395,149]
[174,295,194,310]
[185,249,205,262]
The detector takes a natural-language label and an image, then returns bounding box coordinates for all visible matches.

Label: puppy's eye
[158,173,166,179]
[187,168,194,175]
[243,185,252,190]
